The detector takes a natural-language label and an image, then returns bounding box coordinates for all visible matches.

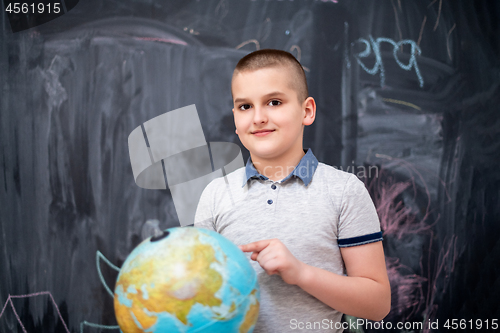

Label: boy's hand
[239,239,307,285]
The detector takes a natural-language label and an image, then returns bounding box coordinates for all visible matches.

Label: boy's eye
[268,100,281,106]
[238,104,251,111]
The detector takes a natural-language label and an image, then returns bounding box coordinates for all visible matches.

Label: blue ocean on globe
[114,227,260,333]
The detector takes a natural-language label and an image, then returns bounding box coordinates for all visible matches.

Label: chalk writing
[353,35,424,88]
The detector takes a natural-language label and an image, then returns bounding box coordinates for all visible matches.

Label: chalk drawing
[391,0,403,45]
[0,292,71,333]
[344,22,351,69]
[182,27,200,36]
[289,45,309,72]
[290,45,301,62]
[353,35,424,88]
[235,39,260,50]
[79,251,122,332]
[432,0,443,31]
[361,155,457,325]
[135,37,188,45]
[1,258,123,332]
[80,321,121,333]
[417,16,427,46]
[258,18,272,42]
[382,98,422,111]
[446,23,456,61]
[96,250,121,298]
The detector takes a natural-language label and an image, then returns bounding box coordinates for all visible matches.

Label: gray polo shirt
[194,149,382,332]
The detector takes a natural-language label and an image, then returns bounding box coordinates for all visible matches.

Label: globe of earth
[114,227,260,333]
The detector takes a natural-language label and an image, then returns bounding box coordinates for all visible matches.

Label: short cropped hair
[232,49,309,102]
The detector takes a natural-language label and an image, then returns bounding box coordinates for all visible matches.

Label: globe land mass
[114,230,259,333]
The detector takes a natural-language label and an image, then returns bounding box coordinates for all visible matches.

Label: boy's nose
[253,106,268,124]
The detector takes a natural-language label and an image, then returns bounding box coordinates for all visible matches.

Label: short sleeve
[194,181,216,231]
[337,175,382,247]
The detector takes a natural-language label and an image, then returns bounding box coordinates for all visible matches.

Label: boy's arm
[239,239,391,321]
[298,241,390,321]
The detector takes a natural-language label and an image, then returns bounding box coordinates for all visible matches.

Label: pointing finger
[238,239,273,253]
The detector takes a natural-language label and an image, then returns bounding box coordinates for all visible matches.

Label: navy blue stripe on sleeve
[338,231,383,248]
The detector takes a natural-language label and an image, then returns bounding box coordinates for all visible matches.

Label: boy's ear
[302,97,316,126]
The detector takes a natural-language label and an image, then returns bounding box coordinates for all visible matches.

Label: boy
[194,49,390,332]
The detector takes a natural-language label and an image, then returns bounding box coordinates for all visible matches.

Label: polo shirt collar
[242,148,318,187]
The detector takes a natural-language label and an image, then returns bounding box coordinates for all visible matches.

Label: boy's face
[231,66,315,163]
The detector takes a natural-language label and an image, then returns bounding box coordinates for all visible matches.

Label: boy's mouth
[252,129,275,136]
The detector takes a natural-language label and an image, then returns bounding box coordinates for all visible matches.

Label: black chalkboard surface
[1,1,499,332]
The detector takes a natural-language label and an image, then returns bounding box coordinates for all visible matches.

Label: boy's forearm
[296,263,391,321]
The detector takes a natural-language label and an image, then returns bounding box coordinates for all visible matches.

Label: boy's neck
[250,148,306,182]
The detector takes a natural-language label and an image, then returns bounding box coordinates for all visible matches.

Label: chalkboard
[1,0,499,332]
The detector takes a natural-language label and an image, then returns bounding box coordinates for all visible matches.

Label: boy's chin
[250,148,283,160]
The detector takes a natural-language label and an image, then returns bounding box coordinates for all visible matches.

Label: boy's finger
[238,239,272,253]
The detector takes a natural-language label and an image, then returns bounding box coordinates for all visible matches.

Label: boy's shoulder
[312,162,371,201]
[314,161,360,184]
